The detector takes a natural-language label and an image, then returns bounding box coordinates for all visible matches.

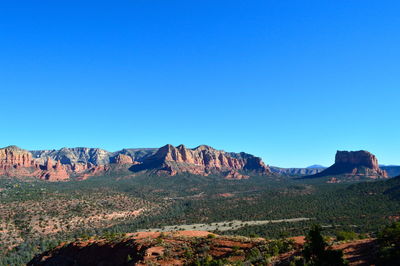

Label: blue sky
[0,1,399,167]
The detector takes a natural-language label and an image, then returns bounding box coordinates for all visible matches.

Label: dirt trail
[138,217,311,232]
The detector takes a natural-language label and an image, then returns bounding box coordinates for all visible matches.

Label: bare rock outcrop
[0,146,109,181]
[113,154,135,165]
[224,170,249,180]
[271,166,326,176]
[40,159,69,181]
[335,150,381,170]
[1,144,271,180]
[0,146,39,177]
[31,147,112,165]
[131,144,271,176]
[307,150,388,179]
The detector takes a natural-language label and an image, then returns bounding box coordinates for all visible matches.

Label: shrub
[335,231,358,241]
[377,222,400,265]
[300,225,348,266]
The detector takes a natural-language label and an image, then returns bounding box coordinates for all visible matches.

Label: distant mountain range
[307,164,326,169]
[0,145,398,181]
[380,165,400,178]
[0,144,270,181]
[270,166,325,176]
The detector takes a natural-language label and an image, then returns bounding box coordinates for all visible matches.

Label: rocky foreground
[28,231,377,266]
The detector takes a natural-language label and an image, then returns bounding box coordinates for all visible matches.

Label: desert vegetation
[0,173,399,264]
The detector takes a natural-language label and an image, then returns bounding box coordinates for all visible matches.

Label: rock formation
[270,166,326,176]
[40,159,69,181]
[1,144,271,180]
[335,150,381,169]
[0,146,32,168]
[224,170,249,180]
[31,147,158,165]
[307,150,388,179]
[0,146,38,177]
[131,144,271,176]
[113,154,135,165]
[31,147,112,165]
[0,146,110,181]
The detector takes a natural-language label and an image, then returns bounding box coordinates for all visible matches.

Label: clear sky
[0,1,399,167]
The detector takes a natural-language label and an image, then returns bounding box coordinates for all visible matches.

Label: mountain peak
[1,145,25,152]
[307,164,326,169]
[131,144,271,177]
[194,145,214,151]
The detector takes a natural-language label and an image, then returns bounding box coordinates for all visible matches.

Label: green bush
[299,225,348,266]
[377,222,400,265]
[335,231,358,241]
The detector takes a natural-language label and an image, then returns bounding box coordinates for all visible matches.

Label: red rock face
[114,154,134,165]
[40,159,69,181]
[72,164,108,180]
[224,170,249,180]
[0,146,38,177]
[134,144,271,176]
[310,150,387,179]
[0,146,109,181]
[1,144,271,180]
[0,146,33,168]
[335,150,387,178]
[335,151,380,170]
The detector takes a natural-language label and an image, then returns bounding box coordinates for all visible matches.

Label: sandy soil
[333,238,377,266]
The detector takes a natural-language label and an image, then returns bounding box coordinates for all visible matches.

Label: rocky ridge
[130,144,271,177]
[1,144,271,180]
[270,166,326,176]
[0,146,108,181]
[31,147,158,165]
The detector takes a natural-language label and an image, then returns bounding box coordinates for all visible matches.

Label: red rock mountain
[27,231,378,266]
[0,144,271,180]
[38,159,70,181]
[0,146,37,177]
[112,154,135,165]
[0,146,107,181]
[307,150,388,179]
[130,144,271,177]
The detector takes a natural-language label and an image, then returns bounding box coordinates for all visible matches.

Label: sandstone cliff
[307,150,388,179]
[31,147,111,165]
[130,144,271,176]
[0,146,109,181]
[111,154,141,166]
[1,144,271,180]
[0,146,38,177]
[31,147,157,165]
[40,159,69,181]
